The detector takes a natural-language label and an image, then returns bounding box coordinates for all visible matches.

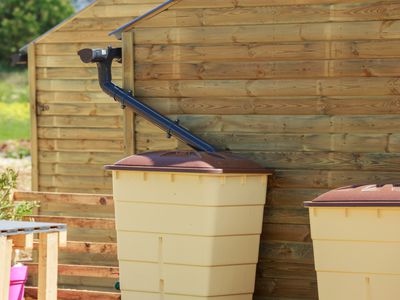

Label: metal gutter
[77,47,217,153]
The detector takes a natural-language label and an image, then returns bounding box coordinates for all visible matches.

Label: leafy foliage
[0,0,74,65]
[0,65,29,141]
[0,169,38,220]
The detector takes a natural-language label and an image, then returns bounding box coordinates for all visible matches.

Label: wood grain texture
[25,287,120,300]
[29,44,39,191]
[134,20,400,44]
[122,31,136,156]
[135,40,400,63]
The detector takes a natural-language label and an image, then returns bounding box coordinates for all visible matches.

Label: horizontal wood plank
[37,91,112,104]
[14,191,113,207]
[28,215,115,230]
[38,128,124,140]
[134,78,400,97]
[38,151,123,164]
[27,263,118,279]
[135,40,400,62]
[39,175,113,189]
[136,115,400,134]
[272,169,400,188]
[128,2,400,28]
[38,139,124,152]
[25,287,120,300]
[138,96,400,116]
[38,116,123,128]
[135,59,400,80]
[134,20,400,45]
[39,163,112,177]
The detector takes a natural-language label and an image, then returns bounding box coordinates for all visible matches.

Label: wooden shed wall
[127,0,400,299]
[32,0,163,193]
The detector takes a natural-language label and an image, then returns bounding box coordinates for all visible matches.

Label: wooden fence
[13,191,121,299]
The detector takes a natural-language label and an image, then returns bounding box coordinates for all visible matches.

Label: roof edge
[18,0,98,55]
[109,0,182,40]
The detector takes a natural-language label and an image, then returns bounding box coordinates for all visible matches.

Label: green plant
[0,168,38,220]
[0,0,74,65]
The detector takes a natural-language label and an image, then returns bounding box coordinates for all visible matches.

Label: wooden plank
[170,0,378,9]
[39,163,112,177]
[38,232,58,300]
[0,237,12,300]
[38,139,124,152]
[272,169,400,189]
[40,186,112,195]
[134,77,400,97]
[30,215,115,230]
[96,0,161,4]
[259,241,314,264]
[37,91,112,104]
[266,188,328,208]
[38,151,123,164]
[243,151,400,171]
[254,276,318,299]
[97,0,354,7]
[46,241,117,255]
[78,4,157,18]
[52,227,116,243]
[36,42,121,56]
[39,31,116,43]
[14,191,113,207]
[136,115,400,134]
[37,201,114,219]
[136,133,179,152]
[262,223,311,243]
[60,17,134,32]
[37,67,122,80]
[38,116,123,128]
[138,96,400,116]
[37,79,121,92]
[135,40,400,63]
[264,208,310,225]
[11,233,34,250]
[258,260,316,280]
[135,59,400,80]
[38,128,124,140]
[27,263,118,279]
[38,175,113,189]
[29,44,39,191]
[134,20,400,45]
[36,56,102,68]
[25,287,120,300]
[122,31,136,156]
[137,132,394,153]
[59,231,67,248]
[134,2,400,28]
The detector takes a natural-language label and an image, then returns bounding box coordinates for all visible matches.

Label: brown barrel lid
[105,151,272,174]
[304,184,400,207]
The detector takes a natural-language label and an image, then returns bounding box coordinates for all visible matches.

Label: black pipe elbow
[77,47,217,153]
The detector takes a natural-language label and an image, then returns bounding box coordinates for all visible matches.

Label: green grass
[0,65,30,141]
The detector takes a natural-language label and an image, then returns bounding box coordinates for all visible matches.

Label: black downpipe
[77,47,217,153]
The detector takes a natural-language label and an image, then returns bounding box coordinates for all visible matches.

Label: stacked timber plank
[13,191,120,299]
[124,1,400,299]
